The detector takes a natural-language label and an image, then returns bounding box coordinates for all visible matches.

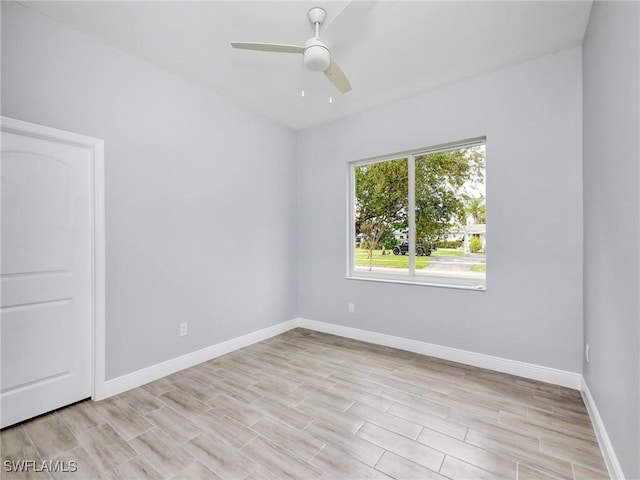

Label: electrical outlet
[179,323,188,337]
[348,302,355,314]
[585,343,590,362]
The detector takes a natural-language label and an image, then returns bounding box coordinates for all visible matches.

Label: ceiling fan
[230,2,376,95]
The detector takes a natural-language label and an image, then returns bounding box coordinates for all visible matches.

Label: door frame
[1,116,107,402]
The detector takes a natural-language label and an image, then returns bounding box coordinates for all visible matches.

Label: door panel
[2,153,70,274]
[1,300,73,390]
[1,120,99,428]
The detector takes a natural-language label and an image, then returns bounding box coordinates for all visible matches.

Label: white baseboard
[98,319,298,399]
[98,316,583,402]
[296,318,582,389]
[581,378,624,480]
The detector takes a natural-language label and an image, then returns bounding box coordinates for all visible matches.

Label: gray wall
[296,48,584,373]
[1,2,298,380]
[583,1,640,478]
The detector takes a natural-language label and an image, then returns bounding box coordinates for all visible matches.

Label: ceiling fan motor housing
[304,38,330,71]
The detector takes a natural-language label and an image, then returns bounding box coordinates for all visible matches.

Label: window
[349,138,486,290]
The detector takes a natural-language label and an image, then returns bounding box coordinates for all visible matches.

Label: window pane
[414,145,486,285]
[354,158,409,275]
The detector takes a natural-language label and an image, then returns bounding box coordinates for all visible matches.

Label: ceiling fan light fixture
[304,40,330,72]
[231,2,360,94]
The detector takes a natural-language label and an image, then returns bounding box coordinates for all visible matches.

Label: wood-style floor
[1,328,608,480]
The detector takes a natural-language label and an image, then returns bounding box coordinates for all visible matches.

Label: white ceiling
[22,1,593,130]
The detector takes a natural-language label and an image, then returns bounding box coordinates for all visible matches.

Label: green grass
[431,249,464,256]
[355,247,477,270]
[355,248,430,269]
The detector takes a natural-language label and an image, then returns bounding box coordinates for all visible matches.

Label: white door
[1,117,104,428]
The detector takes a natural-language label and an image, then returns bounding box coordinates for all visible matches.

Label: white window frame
[347,137,486,291]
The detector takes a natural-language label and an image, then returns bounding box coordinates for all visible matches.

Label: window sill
[346,273,486,291]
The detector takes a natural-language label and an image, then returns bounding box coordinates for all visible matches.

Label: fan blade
[321,1,377,48]
[324,59,351,94]
[230,42,304,54]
